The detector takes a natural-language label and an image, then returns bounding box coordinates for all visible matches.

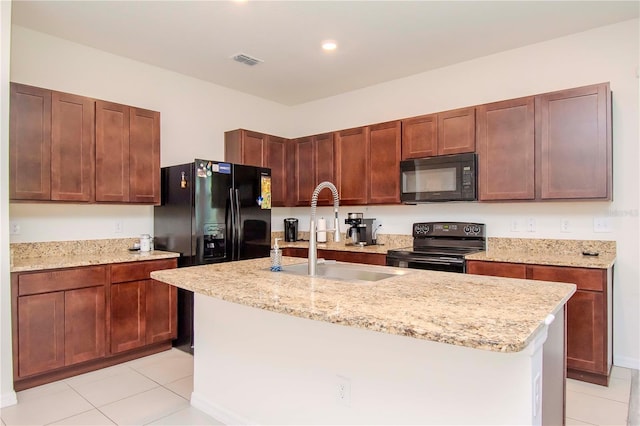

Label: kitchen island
[151,256,576,425]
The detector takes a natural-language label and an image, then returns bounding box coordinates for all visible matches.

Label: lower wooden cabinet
[282,247,386,266]
[11,258,177,390]
[466,260,612,385]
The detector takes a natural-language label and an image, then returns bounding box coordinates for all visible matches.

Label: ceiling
[11,1,639,106]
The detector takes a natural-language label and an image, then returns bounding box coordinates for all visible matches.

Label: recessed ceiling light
[322,40,337,51]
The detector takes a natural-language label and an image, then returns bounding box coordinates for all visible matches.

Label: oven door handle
[387,256,465,265]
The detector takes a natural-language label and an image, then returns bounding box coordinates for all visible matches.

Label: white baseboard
[190,391,255,425]
[614,355,640,371]
[0,390,17,408]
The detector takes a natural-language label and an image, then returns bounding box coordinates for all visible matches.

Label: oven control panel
[413,222,485,238]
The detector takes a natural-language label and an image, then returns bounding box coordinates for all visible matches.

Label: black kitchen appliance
[284,218,299,242]
[400,153,477,203]
[386,222,485,273]
[154,159,272,353]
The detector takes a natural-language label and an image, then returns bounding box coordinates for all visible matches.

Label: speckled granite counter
[465,238,616,269]
[10,238,179,272]
[272,232,412,255]
[151,256,575,353]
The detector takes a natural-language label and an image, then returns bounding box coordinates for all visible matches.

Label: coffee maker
[344,213,376,246]
[284,218,299,242]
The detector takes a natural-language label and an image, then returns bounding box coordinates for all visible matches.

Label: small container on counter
[317,217,327,243]
[140,234,151,252]
[270,238,282,271]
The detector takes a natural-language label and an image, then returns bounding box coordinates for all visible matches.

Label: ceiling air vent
[231,53,263,66]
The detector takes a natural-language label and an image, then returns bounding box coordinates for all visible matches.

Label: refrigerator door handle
[229,188,237,261]
[234,189,242,260]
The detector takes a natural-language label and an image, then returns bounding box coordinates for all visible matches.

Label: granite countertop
[465,237,616,269]
[278,240,402,255]
[151,256,576,353]
[10,238,180,273]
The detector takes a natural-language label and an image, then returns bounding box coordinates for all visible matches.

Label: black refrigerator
[154,159,272,353]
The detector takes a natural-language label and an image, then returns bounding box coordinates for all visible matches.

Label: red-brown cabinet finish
[95,101,130,202]
[293,136,315,206]
[265,135,288,207]
[51,91,95,202]
[476,97,535,201]
[129,108,160,204]
[314,133,335,205]
[145,280,178,344]
[224,129,266,168]
[466,260,527,278]
[437,107,476,155]
[401,113,437,159]
[536,83,611,200]
[368,121,401,204]
[9,83,52,200]
[335,127,369,205]
[64,286,106,365]
[110,280,146,353]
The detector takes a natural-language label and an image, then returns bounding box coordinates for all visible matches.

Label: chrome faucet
[309,181,341,275]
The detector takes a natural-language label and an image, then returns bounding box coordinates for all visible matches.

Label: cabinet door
[145,280,177,344]
[401,114,437,159]
[96,101,130,202]
[315,133,335,205]
[369,121,401,204]
[17,292,65,377]
[65,286,106,365]
[129,107,160,204]
[336,127,369,205]
[466,261,527,278]
[241,130,266,168]
[564,290,606,374]
[110,281,146,353]
[51,91,95,202]
[477,97,535,201]
[9,83,52,200]
[536,83,611,199]
[294,137,315,206]
[265,135,287,207]
[437,107,476,155]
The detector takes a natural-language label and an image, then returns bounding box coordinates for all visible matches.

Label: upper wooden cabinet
[95,101,160,204]
[335,127,369,205]
[369,121,401,204]
[536,83,611,200]
[10,83,161,205]
[291,133,335,206]
[476,97,536,201]
[477,83,611,202]
[10,83,95,202]
[402,107,475,159]
[224,129,288,207]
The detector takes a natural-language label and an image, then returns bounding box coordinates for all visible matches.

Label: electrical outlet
[336,376,351,406]
[527,218,536,233]
[560,219,570,233]
[510,219,520,232]
[593,217,612,233]
[10,223,21,235]
[114,221,123,234]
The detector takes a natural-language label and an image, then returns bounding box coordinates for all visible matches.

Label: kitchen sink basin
[277,260,411,283]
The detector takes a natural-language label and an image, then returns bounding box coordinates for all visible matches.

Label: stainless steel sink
[277,260,411,283]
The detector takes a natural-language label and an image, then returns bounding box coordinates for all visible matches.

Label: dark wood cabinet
[536,83,611,200]
[368,121,401,204]
[225,129,288,206]
[402,107,475,159]
[438,107,476,155]
[11,259,177,390]
[282,247,386,266]
[314,133,336,205]
[466,260,611,385]
[291,133,335,206]
[13,266,107,379]
[476,97,535,201]
[401,113,437,159]
[96,102,160,204]
[110,259,178,354]
[10,83,95,202]
[335,127,369,205]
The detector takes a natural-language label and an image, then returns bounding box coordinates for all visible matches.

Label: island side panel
[191,295,545,425]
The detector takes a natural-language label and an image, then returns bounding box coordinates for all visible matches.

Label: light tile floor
[0,348,636,425]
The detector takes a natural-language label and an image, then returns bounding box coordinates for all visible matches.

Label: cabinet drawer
[529,265,605,291]
[110,259,177,283]
[466,261,527,279]
[18,266,108,296]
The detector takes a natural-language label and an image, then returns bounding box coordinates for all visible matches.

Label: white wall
[5,16,639,387]
[1,0,17,408]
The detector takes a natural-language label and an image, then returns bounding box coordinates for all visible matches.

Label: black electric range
[386,222,485,273]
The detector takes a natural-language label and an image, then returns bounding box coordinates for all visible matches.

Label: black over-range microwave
[400,152,477,203]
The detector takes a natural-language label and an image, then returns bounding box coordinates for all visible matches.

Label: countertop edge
[11,251,180,273]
